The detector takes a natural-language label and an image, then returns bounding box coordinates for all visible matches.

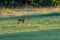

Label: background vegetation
[0,0,60,8]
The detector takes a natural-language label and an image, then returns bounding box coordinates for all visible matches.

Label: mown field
[0,12,60,34]
[0,29,60,40]
[0,8,60,40]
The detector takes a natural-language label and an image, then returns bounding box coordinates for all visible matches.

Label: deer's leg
[22,20,24,23]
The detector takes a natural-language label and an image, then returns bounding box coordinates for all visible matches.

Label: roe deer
[17,16,26,24]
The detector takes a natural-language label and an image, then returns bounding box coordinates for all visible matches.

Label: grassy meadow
[0,29,60,40]
[0,8,60,40]
[0,12,60,34]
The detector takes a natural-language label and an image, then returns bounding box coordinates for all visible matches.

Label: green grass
[0,8,34,14]
[0,8,60,40]
[12,8,34,12]
[0,12,60,40]
[0,12,60,34]
[0,29,60,40]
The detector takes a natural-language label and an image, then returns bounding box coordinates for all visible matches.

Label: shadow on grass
[26,12,60,18]
[0,29,60,40]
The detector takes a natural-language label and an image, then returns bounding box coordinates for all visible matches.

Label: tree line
[0,0,60,8]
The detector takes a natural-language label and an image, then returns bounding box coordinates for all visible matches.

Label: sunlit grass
[0,8,60,16]
[0,15,60,34]
[0,8,60,34]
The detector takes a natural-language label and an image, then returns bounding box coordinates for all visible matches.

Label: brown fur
[17,16,26,24]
